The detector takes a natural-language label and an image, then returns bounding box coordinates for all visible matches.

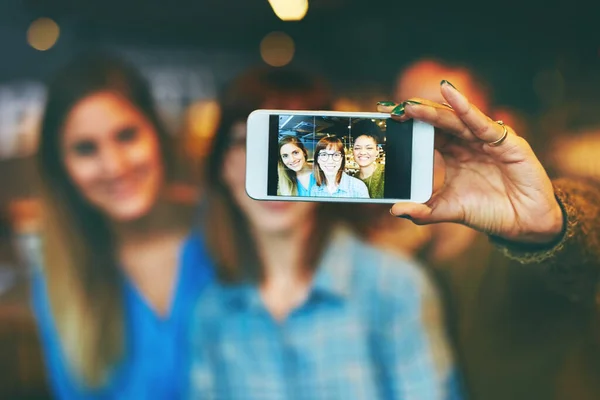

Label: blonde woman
[31,53,213,399]
[277,135,315,196]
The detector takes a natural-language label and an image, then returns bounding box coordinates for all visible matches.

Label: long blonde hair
[277,135,309,196]
[36,53,175,386]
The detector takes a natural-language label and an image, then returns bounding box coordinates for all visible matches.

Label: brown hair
[202,66,350,282]
[314,136,345,187]
[36,52,174,386]
[277,135,309,196]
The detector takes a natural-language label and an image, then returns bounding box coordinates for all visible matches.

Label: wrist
[523,198,565,245]
[490,196,567,251]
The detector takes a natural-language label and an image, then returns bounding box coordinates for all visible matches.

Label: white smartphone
[246,109,434,204]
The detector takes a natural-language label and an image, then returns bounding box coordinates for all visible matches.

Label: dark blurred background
[0,0,599,397]
[3,0,600,109]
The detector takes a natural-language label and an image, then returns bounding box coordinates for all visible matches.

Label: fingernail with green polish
[397,214,413,220]
[404,100,422,105]
[377,101,396,106]
[441,79,457,90]
[391,104,405,116]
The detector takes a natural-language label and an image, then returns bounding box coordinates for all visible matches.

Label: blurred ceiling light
[27,17,60,51]
[268,0,309,21]
[260,31,295,67]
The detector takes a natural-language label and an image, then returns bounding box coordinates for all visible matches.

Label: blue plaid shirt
[187,228,462,400]
[310,172,370,198]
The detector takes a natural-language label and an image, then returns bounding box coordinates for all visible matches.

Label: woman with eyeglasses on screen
[277,135,316,196]
[310,136,370,198]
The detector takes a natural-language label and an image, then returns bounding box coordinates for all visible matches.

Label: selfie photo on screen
[268,114,413,200]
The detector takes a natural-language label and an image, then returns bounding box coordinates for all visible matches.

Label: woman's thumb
[389,203,434,225]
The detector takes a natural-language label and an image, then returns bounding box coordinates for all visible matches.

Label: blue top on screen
[297,173,316,196]
[30,232,214,400]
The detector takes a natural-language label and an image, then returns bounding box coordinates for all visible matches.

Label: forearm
[492,178,600,303]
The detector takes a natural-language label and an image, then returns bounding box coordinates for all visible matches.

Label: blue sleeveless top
[30,233,214,399]
[297,173,316,197]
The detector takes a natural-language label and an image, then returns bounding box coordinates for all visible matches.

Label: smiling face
[280,143,306,172]
[61,91,164,222]
[353,135,378,168]
[317,145,343,177]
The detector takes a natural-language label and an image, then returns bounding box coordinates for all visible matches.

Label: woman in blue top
[188,67,462,399]
[277,135,315,196]
[31,53,212,399]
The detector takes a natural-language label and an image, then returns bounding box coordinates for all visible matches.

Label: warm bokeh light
[333,91,389,112]
[268,0,309,21]
[178,99,222,184]
[332,98,362,112]
[8,198,42,233]
[27,17,60,51]
[260,31,295,67]
[551,130,600,180]
[185,99,221,156]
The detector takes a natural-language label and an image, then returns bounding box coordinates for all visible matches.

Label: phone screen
[267,114,413,200]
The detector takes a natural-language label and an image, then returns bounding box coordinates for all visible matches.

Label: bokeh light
[187,100,221,140]
[551,130,600,180]
[260,31,295,67]
[333,98,362,112]
[268,0,309,21]
[27,17,60,51]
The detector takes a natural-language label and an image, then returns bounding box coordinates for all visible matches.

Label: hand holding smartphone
[245,110,434,204]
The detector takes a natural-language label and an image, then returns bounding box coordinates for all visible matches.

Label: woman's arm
[492,178,600,303]
[377,82,600,302]
[379,83,563,245]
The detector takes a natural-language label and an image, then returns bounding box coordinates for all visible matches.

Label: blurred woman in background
[188,67,461,400]
[311,136,369,198]
[277,135,315,196]
[31,53,213,399]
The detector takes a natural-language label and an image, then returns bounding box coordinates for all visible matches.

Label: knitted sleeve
[491,178,600,303]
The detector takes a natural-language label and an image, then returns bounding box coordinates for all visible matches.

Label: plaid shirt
[309,172,370,198]
[188,228,462,400]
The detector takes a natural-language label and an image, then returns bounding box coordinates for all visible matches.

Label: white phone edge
[245,109,434,204]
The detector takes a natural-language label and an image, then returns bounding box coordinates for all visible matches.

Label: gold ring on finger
[487,120,509,147]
